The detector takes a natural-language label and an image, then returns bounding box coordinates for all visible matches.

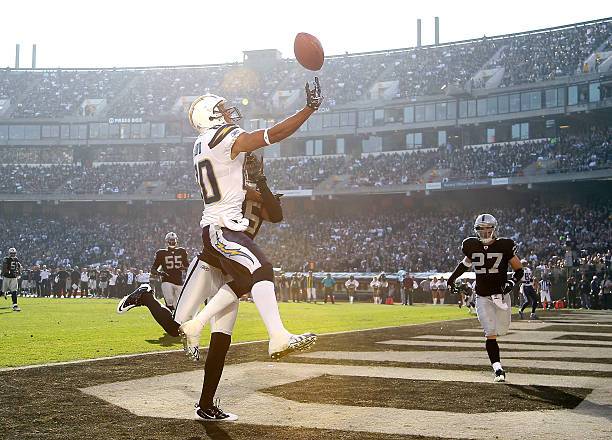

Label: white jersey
[522,267,533,286]
[193,123,247,228]
[345,279,359,291]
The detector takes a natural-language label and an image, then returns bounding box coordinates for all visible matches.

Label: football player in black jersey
[2,248,22,311]
[447,214,524,383]
[150,232,189,311]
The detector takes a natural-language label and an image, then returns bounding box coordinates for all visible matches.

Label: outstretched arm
[231,78,323,158]
[257,177,283,223]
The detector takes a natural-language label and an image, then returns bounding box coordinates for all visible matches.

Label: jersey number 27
[471,252,503,274]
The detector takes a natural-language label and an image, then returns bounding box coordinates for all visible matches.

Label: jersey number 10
[196,159,221,204]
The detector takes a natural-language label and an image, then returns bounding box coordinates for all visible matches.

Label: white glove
[218,215,249,232]
[490,294,508,310]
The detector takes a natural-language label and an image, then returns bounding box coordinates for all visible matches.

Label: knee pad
[253,263,274,284]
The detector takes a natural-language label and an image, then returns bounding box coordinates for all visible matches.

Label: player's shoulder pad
[208,124,239,149]
[461,236,479,253]
[496,237,517,253]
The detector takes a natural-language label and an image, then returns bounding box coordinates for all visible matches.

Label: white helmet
[188,94,242,132]
[474,213,497,244]
[165,232,178,248]
[9,247,17,256]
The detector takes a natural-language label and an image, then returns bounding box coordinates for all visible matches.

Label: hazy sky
[0,0,610,68]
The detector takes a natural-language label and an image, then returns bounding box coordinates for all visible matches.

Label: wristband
[263,129,271,146]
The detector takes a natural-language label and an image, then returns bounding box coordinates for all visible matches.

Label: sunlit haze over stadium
[1,2,611,439]
[0,0,610,67]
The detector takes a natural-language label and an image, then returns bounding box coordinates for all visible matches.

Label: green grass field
[0,298,471,368]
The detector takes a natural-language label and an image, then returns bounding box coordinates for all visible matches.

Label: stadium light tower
[15,44,20,68]
[417,19,422,47]
[32,44,37,69]
[435,17,440,45]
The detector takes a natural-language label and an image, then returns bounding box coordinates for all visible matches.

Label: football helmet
[474,213,497,244]
[165,232,178,248]
[8,247,16,257]
[188,94,242,132]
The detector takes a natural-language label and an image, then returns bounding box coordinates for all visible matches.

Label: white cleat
[269,332,317,360]
[179,319,202,361]
[494,369,506,383]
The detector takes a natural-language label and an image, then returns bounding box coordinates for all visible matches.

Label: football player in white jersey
[518,259,538,319]
[178,79,323,364]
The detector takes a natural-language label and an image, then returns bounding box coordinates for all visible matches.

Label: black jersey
[151,247,188,286]
[461,237,516,297]
[242,199,265,239]
[2,256,21,278]
[98,270,110,282]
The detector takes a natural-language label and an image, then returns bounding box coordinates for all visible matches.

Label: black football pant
[520,287,538,314]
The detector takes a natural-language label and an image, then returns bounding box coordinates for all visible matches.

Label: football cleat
[179,319,202,361]
[518,310,525,319]
[529,313,538,320]
[116,284,151,314]
[12,304,21,312]
[269,332,317,360]
[195,400,238,422]
[494,369,506,383]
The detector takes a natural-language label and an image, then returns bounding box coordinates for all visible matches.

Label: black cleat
[518,310,525,319]
[494,369,506,383]
[195,400,237,422]
[116,284,151,314]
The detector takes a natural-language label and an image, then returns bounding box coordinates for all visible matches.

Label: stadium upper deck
[0,18,610,119]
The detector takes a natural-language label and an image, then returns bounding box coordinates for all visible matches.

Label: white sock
[251,280,289,339]
[191,285,237,332]
[492,361,502,372]
[440,298,445,304]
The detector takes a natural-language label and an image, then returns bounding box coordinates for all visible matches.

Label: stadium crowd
[0,130,608,193]
[492,20,611,87]
[1,202,608,278]
[0,19,609,118]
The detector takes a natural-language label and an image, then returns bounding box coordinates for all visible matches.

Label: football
[294,32,325,71]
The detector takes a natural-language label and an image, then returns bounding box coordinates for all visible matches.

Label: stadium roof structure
[3,16,611,72]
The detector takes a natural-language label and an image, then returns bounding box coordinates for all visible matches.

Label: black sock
[11,292,17,304]
[199,332,231,408]
[485,339,500,365]
[531,299,537,314]
[141,293,180,336]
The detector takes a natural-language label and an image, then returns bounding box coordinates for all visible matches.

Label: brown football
[294,32,325,71]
